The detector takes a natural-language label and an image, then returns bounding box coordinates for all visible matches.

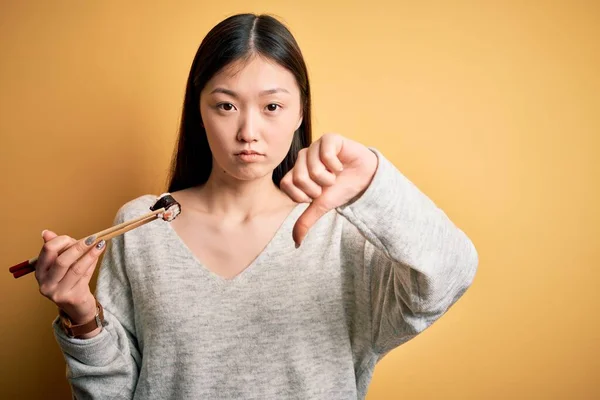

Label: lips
[236,150,264,156]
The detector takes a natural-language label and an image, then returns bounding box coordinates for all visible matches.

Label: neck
[196,169,291,221]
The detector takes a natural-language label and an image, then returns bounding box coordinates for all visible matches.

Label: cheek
[266,111,300,144]
[203,128,231,165]
[263,126,294,158]
[201,110,231,151]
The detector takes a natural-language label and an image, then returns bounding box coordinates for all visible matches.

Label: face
[199,55,303,183]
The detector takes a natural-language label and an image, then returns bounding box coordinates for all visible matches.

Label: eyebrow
[209,87,290,97]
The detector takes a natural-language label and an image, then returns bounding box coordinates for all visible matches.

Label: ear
[295,116,303,131]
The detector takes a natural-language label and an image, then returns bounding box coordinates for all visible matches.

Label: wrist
[68,307,98,325]
[60,295,97,324]
[356,149,379,196]
[59,297,105,339]
[363,148,378,182]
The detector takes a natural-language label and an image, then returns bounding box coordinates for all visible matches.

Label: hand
[280,133,378,246]
[36,230,106,325]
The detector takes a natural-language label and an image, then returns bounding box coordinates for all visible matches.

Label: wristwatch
[59,298,105,338]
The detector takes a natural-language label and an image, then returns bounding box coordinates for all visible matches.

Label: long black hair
[167,13,312,192]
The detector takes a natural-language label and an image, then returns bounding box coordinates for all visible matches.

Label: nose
[236,109,259,143]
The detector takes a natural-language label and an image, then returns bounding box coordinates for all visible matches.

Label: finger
[58,239,106,290]
[36,235,77,281]
[319,133,344,172]
[76,252,103,287]
[293,199,331,246]
[292,149,322,199]
[36,229,58,282]
[42,229,59,242]
[307,141,336,187]
[280,173,312,203]
[43,231,77,259]
[46,235,98,283]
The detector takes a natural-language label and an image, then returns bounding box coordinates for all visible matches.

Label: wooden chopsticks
[8,207,166,279]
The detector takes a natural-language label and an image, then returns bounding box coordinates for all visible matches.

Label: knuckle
[291,191,309,203]
[57,235,74,245]
[42,242,54,254]
[83,268,95,278]
[55,258,69,271]
[322,151,337,163]
[308,167,326,181]
[49,293,63,304]
[71,263,87,276]
[295,219,310,232]
[279,178,292,192]
[280,172,290,183]
[39,283,52,297]
[322,132,336,141]
[76,240,89,252]
[314,201,329,214]
[44,289,62,304]
[292,171,309,186]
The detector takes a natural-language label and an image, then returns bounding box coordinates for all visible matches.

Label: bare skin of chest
[170,202,296,280]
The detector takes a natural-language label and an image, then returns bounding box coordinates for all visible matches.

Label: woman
[37,13,478,399]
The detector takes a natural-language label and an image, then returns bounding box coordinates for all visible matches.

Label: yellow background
[1,1,598,399]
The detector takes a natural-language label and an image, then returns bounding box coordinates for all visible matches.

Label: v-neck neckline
[163,203,306,285]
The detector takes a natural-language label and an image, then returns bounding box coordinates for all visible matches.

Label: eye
[217,103,236,111]
[266,103,281,112]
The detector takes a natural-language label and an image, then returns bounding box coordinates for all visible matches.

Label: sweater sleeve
[52,208,141,399]
[336,149,478,356]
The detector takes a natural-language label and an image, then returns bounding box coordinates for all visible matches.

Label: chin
[225,164,273,182]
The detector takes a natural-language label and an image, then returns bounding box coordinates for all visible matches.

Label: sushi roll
[150,193,181,222]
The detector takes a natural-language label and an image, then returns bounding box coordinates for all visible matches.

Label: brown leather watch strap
[59,299,104,338]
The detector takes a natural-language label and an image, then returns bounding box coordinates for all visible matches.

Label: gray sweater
[53,150,478,399]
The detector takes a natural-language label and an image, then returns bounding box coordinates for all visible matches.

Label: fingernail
[95,240,106,250]
[85,235,96,246]
[295,242,300,249]
[41,229,48,237]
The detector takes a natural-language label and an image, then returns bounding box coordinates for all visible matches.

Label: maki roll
[150,193,182,222]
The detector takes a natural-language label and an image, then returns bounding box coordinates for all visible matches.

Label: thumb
[293,200,331,247]
[41,229,58,243]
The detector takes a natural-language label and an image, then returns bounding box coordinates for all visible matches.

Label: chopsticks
[8,207,166,279]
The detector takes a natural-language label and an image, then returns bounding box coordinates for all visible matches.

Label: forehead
[205,55,299,94]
